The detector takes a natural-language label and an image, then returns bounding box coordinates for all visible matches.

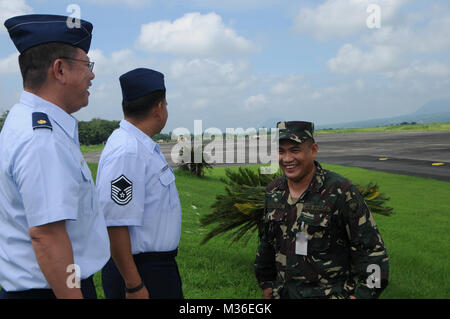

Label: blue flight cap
[119,68,166,102]
[4,14,93,54]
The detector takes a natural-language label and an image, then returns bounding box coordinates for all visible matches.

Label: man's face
[64,48,95,113]
[279,139,318,182]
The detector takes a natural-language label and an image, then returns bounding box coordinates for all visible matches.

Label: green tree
[0,111,9,133]
[78,118,120,145]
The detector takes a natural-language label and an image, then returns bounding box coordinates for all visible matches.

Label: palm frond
[200,167,393,245]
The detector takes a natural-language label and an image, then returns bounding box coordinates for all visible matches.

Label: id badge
[295,222,308,256]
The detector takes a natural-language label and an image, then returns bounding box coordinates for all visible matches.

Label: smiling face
[278,139,318,183]
[63,48,95,113]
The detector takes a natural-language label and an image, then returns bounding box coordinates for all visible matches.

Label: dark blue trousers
[102,250,183,299]
[0,276,97,299]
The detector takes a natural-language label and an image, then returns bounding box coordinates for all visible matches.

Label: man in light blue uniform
[97,68,183,299]
[0,14,110,299]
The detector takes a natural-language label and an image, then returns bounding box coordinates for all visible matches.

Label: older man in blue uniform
[0,14,110,299]
[97,68,183,299]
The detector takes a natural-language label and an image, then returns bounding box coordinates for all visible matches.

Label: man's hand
[126,285,150,299]
[262,288,272,299]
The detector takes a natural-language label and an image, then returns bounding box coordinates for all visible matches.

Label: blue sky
[1,0,450,132]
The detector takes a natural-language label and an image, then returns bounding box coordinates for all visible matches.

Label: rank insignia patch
[111,175,132,205]
[32,112,52,130]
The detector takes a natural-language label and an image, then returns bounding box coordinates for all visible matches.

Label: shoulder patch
[32,112,52,130]
[111,175,133,205]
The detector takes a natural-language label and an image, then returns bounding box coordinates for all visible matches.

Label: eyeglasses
[59,56,95,72]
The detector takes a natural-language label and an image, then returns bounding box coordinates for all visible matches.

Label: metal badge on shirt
[111,175,133,205]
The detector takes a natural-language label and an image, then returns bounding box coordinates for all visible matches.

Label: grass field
[87,162,450,299]
[317,122,450,133]
[81,144,105,154]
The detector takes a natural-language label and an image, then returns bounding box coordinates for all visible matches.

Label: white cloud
[0,0,33,34]
[81,0,152,8]
[327,7,450,75]
[0,52,19,74]
[169,58,251,87]
[294,0,406,40]
[136,12,256,57]
[326,43,403,74]
[244,94,268,110]
[270,75,306,95]
[388,61,450,79]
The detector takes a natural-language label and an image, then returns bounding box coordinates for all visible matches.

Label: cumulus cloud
[327,6,450,75]
[326,43,403,74]
[136,12,256,57]
[293,0,406,40]
[244,94,268,110]
[0,0,33,34]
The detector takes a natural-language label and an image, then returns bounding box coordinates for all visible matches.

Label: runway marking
[432,163,445,166]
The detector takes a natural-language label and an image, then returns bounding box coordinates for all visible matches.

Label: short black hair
[122,90,166,119]
[18,42,79,90]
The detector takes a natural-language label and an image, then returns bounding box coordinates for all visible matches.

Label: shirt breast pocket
[79,163,94,215]
[158,167,178,210]
[299,205,332,254]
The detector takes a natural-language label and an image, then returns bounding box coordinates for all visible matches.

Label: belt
[133,248,178,263]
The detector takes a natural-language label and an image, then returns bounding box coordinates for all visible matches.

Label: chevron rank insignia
[111,175,132,205]
[32,112,52,130]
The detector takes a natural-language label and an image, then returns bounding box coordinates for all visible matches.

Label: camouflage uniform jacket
[254,161,389,299]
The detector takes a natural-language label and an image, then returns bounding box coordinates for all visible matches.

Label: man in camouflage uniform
[254,121,389,299]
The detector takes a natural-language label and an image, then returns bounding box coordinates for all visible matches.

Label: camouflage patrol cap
[277,121,315,144]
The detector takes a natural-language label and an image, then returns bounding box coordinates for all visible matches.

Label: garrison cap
[277,121,315,144]
[119,68,166,102]
[4,14,93,54]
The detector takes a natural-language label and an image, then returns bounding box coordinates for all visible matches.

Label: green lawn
[317,122,450,133]
[81,144,105,155]
[87,162,450,299]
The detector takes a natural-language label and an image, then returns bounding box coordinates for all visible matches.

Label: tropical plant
[200,167,393,245]
[178,144,213,177]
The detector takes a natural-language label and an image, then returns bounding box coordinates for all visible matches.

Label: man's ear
[311,142,319,157]
[153,100,164,118]
[51,59,67,84]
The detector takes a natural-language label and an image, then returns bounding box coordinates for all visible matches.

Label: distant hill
[317,99,450,129]
[415,99,450,115]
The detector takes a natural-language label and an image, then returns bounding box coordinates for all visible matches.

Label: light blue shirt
[0,91,110,292]
[96,119,182,254]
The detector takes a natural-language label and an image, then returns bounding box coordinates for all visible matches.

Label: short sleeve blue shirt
[0,91,110,292]
[96,119,182,254]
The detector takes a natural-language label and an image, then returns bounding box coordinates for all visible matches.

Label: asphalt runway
[85,131,450,182]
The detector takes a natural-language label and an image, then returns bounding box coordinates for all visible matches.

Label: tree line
[0,111,171,145]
